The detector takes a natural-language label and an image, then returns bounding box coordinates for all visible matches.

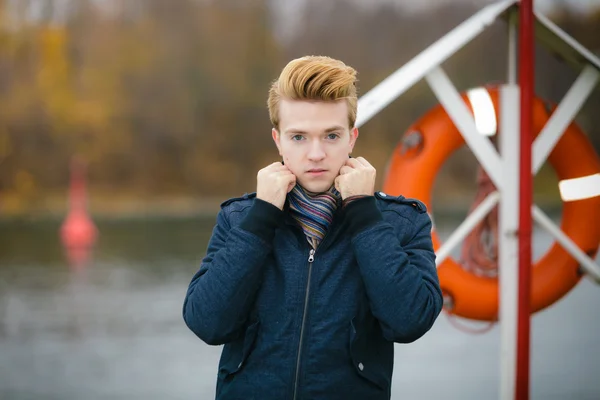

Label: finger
[354,157,374,169]
[339,165,353,175]
[268,165,291,173]
[276,173,294,191]
[260,162,284,174]
[345,157,362,168]
[273,173,295,183]
[286,175,297,193]
[272,163,290,170]
[275,169,295,176]
[334,176,341,192]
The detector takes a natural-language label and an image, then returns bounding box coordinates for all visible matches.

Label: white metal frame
[355,1,600,399]
[425,68,504,189]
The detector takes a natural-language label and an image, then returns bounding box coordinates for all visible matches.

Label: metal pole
[517,0,534,399]
[499,84,520,400]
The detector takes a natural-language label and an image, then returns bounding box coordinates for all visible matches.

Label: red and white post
[500,1,533,399]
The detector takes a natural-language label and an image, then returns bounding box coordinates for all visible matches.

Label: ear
[272,128,282,156]
[348,127,359,153]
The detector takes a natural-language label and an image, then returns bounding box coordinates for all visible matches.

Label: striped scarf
[288,184,341,249]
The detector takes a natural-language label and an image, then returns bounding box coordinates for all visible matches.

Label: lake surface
[0,216,599,399]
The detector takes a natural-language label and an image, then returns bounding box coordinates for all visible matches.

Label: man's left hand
[335,157,376,200]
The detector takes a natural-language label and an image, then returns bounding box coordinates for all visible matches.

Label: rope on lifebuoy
[459,165,499,278]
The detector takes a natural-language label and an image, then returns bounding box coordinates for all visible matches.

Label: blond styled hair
[267,55,358,130]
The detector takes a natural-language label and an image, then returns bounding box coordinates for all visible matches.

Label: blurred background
[0,0,599,399]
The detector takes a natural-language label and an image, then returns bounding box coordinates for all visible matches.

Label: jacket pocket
[218,319,260,378]
[348,317,390,391]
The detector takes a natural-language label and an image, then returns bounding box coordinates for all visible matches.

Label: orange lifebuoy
[383,85,600,321]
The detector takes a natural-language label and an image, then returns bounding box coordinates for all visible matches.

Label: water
[0,217,599,399]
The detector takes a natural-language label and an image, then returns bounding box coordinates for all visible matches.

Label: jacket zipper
[292,248,315,400]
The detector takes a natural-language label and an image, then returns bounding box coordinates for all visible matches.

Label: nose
[307,139,326,162]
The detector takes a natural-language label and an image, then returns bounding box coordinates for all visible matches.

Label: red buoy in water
[60,157,97,266]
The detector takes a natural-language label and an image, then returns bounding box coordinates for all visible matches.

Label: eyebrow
[324,125,345,132]
[284,125,346,135]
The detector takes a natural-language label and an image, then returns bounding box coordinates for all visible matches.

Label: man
[183,55,443,400]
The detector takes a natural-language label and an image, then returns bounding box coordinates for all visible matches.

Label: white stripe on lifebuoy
[559,173,600,202]
[466,88,497,136]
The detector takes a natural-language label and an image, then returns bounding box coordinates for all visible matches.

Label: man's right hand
[256,162,296,210]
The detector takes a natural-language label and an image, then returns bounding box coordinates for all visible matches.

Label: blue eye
[327,133,340,140]
[291,135,304,141]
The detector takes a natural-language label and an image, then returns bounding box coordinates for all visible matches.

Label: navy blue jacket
[183,192,443,400]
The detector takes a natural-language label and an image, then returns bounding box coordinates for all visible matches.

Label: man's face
[273,98,358,193]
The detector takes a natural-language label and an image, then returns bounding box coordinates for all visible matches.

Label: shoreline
[0,194,563,223]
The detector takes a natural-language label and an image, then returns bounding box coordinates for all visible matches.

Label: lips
[307,169,327,177]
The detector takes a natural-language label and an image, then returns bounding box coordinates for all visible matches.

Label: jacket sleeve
[345,196,443,343]
[182,199,282,345]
